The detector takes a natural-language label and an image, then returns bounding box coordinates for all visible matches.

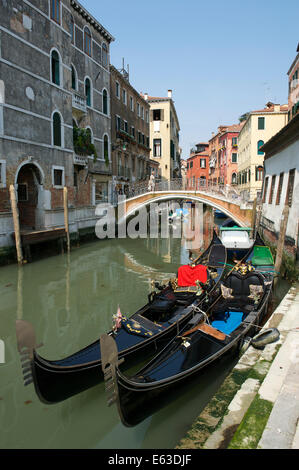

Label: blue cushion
[211,311,243,335]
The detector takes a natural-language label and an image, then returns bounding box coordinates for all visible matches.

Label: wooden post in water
[274,204,290,283]
[63,186,70,254]
[251,197,257,235]
[9,184,23,265]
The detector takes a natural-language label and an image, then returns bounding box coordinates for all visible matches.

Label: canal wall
[176,283,299,449]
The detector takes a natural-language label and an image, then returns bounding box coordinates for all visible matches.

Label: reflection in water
[0,208,271,449]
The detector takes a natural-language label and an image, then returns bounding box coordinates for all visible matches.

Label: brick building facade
[0,0,114,250]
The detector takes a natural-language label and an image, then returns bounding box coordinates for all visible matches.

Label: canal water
[0,217,290,449]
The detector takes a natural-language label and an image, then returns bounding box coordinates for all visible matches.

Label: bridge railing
[111,179,252,207]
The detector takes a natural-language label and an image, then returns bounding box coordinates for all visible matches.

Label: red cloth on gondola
[177,264,208,287]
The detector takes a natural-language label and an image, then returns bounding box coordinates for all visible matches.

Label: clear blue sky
[80,0,299,159]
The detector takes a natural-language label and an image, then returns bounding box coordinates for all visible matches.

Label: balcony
[73,154,88,166]
[72,92,87,116]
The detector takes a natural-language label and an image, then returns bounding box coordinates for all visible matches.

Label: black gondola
[100,235,276,427]
[16,231,227,404]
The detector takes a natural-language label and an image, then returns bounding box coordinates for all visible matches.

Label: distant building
[187,143,209,189]
[218,123,244,186]
[145,90,180,181]
[208,126,228,186]
[110,65,150,196]
[237,103,288,201]
[260,112,299,259]
[287,42,299,122]
[180,160,187,189]
[0,0,114,254]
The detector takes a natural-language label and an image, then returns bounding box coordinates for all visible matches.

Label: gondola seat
[220,271,265,309]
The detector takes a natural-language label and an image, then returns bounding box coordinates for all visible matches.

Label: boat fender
[251,328,280,350]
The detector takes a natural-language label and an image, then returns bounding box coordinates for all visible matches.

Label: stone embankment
[177,284,299,449]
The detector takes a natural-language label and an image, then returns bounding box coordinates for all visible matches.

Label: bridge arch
[120,191,251,227]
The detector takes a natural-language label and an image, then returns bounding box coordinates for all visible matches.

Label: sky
[79,0,299,159]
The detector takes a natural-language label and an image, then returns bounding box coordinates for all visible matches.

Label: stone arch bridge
[117,182,253,227]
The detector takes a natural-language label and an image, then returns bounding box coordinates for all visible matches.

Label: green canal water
[0,230,290,449]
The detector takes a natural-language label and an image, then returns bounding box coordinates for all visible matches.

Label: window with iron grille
[17,183,28,202]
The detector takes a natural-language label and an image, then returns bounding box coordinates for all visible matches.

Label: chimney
[168,89,172,99]
[144,93,148,101]
[274,104,280,112]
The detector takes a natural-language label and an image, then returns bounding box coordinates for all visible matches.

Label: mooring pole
[63,186,70,253]
[274,204,290,284]
[9,184,23,265]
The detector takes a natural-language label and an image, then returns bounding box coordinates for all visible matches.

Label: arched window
[103,135,109,162]
[85,78,91,106]
[257,140,264,155]
[256,166,264,181]
[71,65,77,90]
[84,27,92,56]
[102,43,108,67]
[51,50,60,85]
[231,173,237,184]
[53,112,62,147]
[103,89,108,115]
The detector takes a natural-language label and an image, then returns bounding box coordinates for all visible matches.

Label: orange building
[186,143,209,189]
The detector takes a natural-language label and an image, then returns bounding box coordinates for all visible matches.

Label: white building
[260,112,299,259]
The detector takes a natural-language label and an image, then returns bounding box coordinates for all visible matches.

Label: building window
[53,112,62,146]
[258,117,265,130]
[103,135,109,162]
[85,78,91,106]
[256,166,264,182]
[84,27,92,56]
[0,160,6,187]
[170,140,175,159]
[153,139,161,157]
[232,137,238,146]
[145,110,149,123]
[285,169,295,207]
[130,96,134,111]
[122,89,127,105]
[153,109,162,120]
[131,126,135,138]
[51,50,60,86]
[17,183,28,201]
[102,43,108,67]
[268,175,276,204]
[70,15,74,43]
[51,0,60,23]
[231,173,237,184]
[141,106,144,120]
[137,103,140,117]
[52,167,64,188]
[124,121,128,133]
[200,159,206,168]
[257,140,264,155]
[276,173,284,205]
[95,181,108,203]
[190,161,193,168]
[103,89,108,115]
[116,115,120,131]
[71,65,76,90]
[231,153,237,163]
[116,81,120,98]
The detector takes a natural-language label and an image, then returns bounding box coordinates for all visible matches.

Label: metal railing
[110,178,252,207]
